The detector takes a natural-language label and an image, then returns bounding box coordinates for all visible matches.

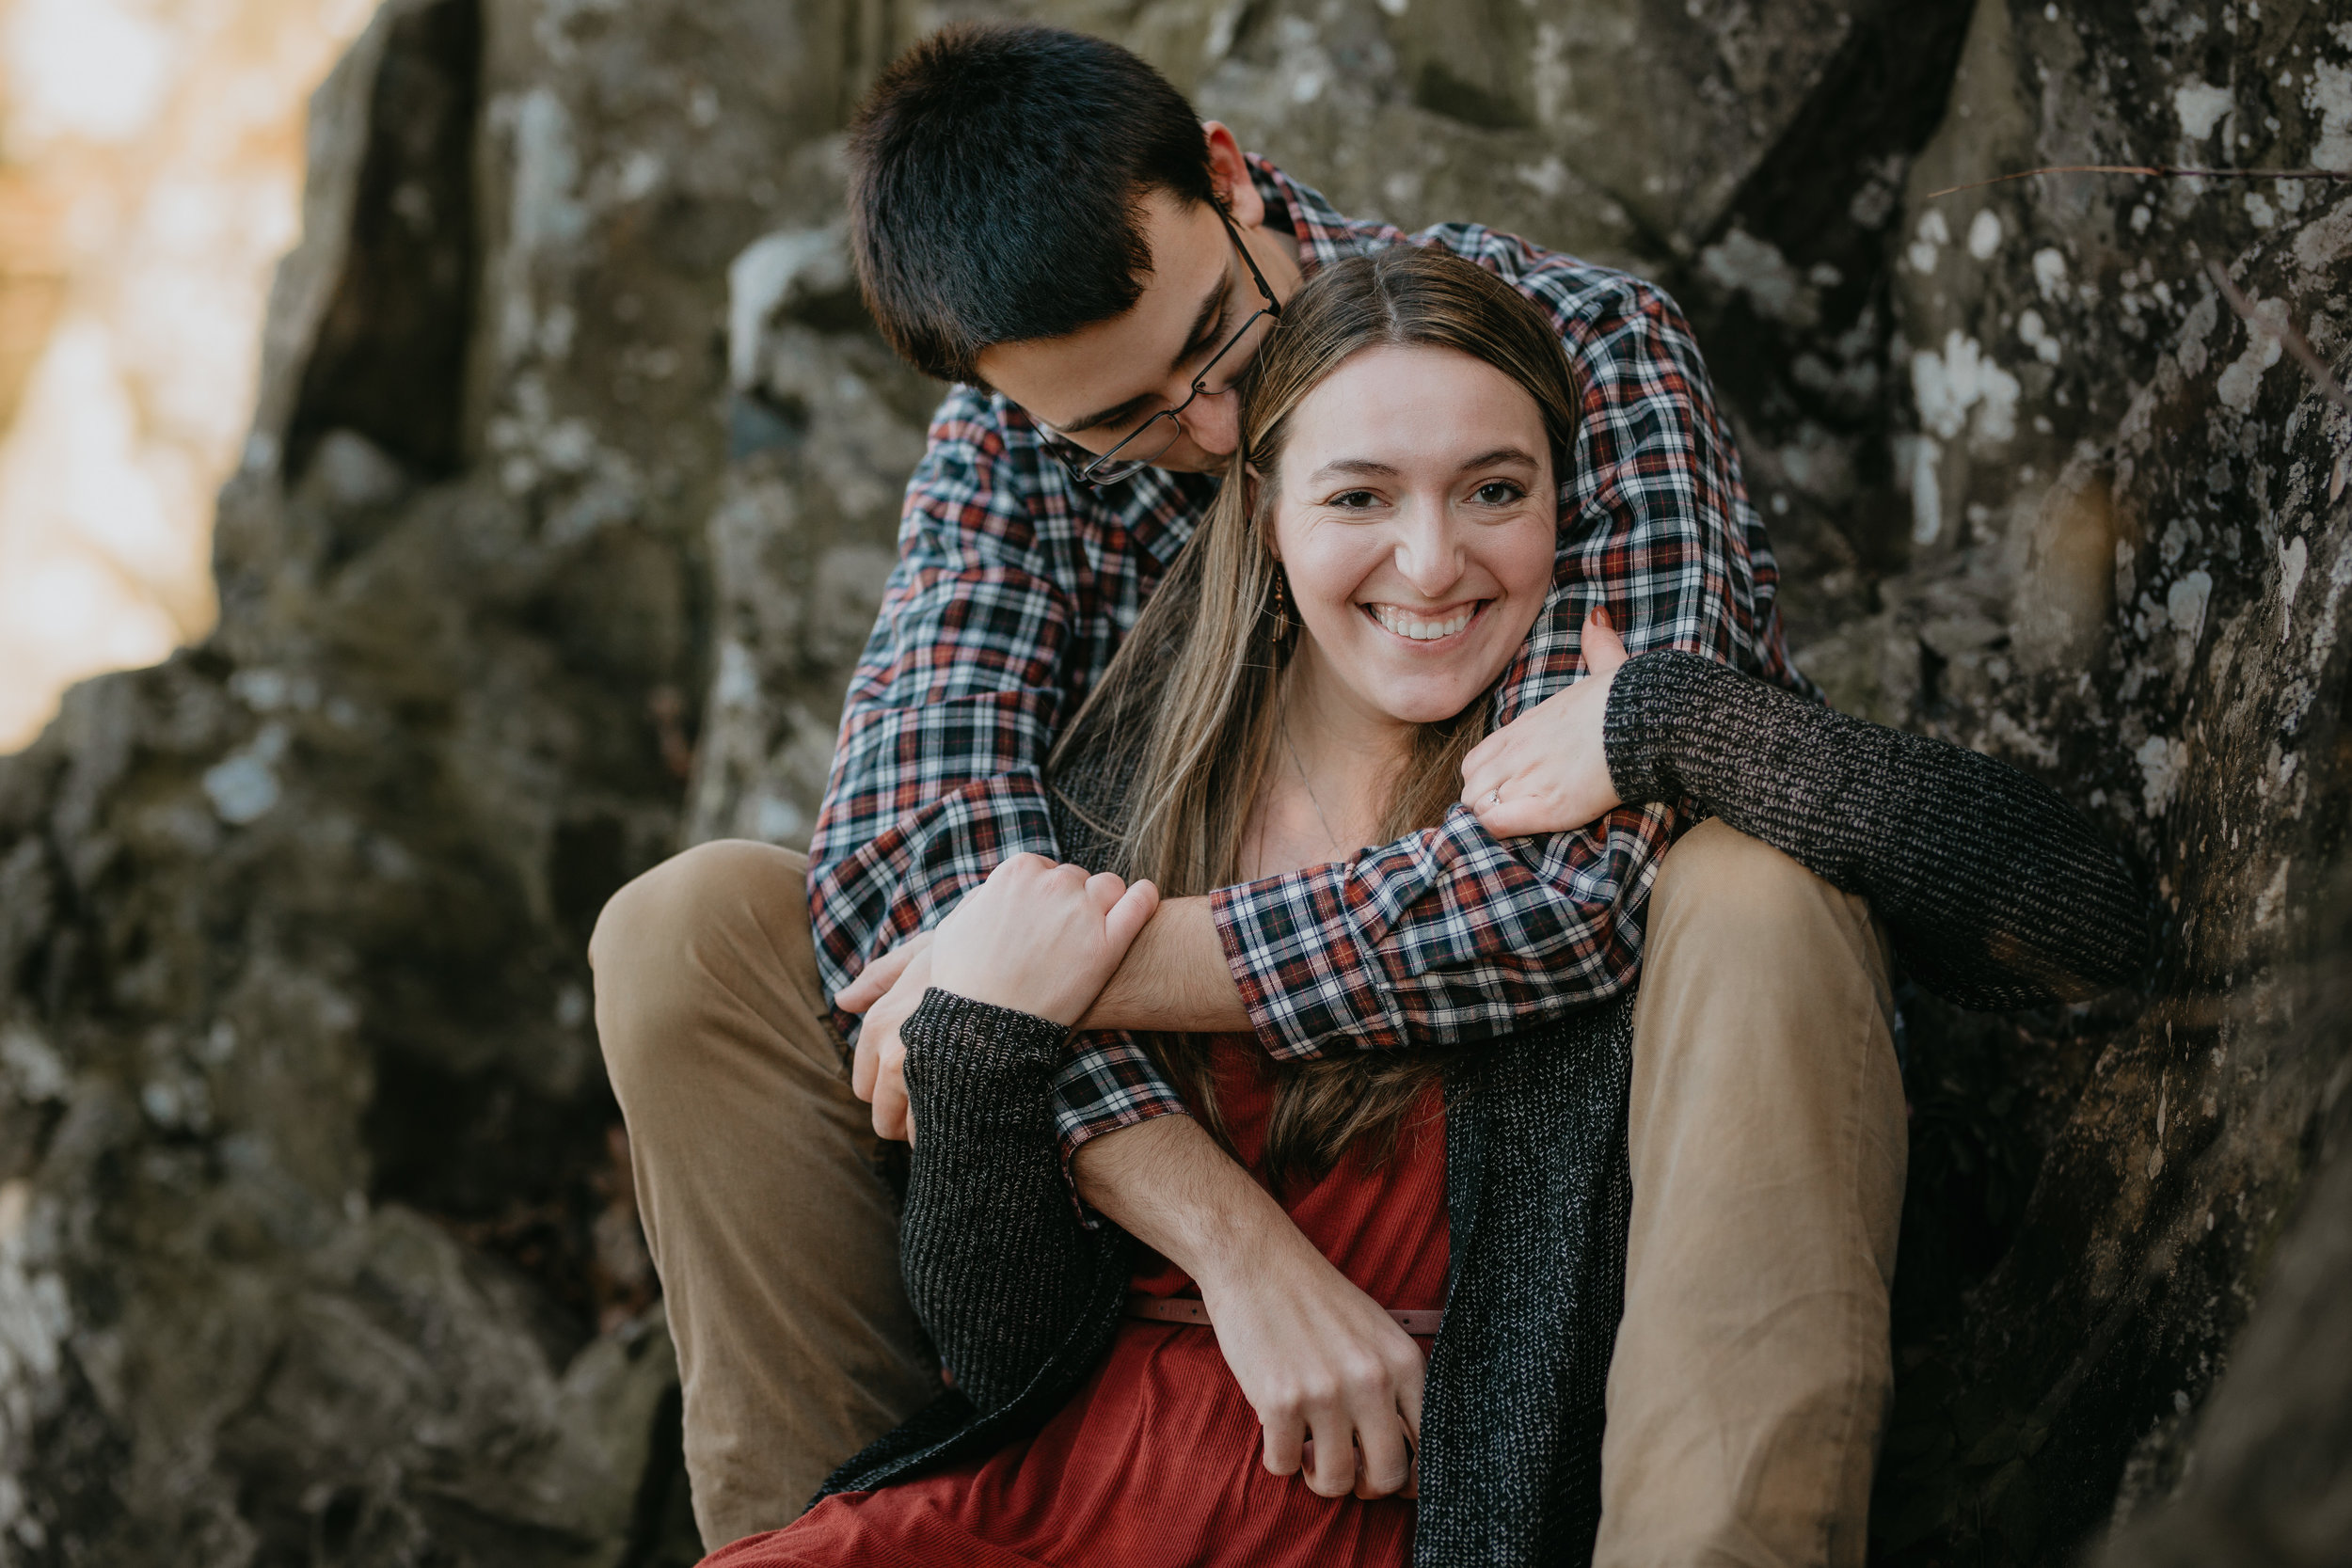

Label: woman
[710,247,2145,1565]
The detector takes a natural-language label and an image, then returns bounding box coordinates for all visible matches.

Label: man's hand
[1074,1116,1422,1499]
[839,928,934,1142]
[1459,607,1629,838]
[1202,1231,1425,1499]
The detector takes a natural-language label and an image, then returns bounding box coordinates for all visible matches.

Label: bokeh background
[0,0,376,750]
[0,2,2347,1565]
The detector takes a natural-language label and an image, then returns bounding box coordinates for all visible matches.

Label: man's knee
[593,837,809,958]
[590,838,815,1094]
[1648,817,1880,976]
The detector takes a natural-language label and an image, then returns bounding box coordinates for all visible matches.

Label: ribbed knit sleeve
[898,989,1131,1413]
[1602,651,2151,1009]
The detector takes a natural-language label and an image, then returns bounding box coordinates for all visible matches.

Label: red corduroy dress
[707,1035,1450,1568]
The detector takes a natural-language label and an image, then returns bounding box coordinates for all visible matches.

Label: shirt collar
[1244,153,1398,276]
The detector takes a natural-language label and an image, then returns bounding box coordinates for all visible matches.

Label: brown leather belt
[1126,1292,1443,1338]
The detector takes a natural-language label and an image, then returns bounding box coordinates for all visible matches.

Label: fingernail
[1590,606,1612,630]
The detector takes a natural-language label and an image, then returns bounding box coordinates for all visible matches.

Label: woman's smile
[1360,599,1491,646]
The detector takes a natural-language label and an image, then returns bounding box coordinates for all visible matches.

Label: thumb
[838,932,925,1012]
[1582,607,1629,676]
[1104,879,1160,953]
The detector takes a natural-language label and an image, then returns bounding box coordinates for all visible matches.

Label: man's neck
[1235,159,1306,298]
[1247,215,1304,294]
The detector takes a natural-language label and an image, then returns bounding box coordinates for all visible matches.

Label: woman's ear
[1244,464,1266,539]
[1202,122,1264,227]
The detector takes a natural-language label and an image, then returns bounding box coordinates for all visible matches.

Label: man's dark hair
[848,23,1219,385]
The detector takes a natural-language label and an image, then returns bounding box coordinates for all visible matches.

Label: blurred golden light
[0,0,378,751]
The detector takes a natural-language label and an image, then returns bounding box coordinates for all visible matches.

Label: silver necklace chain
[1279,702,1343,853]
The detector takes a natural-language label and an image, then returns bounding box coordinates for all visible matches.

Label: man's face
[975,185,1302,477]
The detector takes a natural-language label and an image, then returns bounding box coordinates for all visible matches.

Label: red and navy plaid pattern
[808,158,1811,1164]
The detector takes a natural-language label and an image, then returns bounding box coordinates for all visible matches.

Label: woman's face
[1267,342,1558,736]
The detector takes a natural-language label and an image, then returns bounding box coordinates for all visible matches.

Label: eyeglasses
[1045,206,1283,487]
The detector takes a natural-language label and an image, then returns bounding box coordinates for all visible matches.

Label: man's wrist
[1184,1185,1325,1295]
[1078,895,1249,1033]
[1072,1114,1289,1282]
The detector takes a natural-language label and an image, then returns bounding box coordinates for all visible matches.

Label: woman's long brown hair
[1051,245,1582,1188]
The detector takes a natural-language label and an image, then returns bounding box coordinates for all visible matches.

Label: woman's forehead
[1279,345,1549,475]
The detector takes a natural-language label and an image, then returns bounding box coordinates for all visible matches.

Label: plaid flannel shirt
[808,158,1812,1165]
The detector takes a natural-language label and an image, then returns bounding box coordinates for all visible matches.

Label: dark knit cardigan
[815,651,2150,1565]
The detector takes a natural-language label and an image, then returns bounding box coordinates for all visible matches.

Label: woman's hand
[929,855,1160,1025]
[839,857,1156,1142]
[840,929,933,1142]
[1197,1217,1425,1501]
[1459,607,1629,838]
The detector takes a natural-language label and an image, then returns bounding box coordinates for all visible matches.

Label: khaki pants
[590,819,1903,1561]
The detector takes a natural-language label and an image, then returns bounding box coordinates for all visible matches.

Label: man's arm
[1167,261,1779,1063]
[820,389,1213,1142]
[1073,1115,1423,1498]
[1076,895,1248,1033]
[806,393,1074,1022]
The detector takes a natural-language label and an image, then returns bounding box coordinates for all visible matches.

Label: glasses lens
[1081,411,1183,485]
[1043,436,1098,471]
[1198,309,1276,398]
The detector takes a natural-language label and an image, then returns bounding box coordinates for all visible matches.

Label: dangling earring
[1270,568,1290,642]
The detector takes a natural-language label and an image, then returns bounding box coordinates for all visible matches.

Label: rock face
[0,0,2345,1562]
[0,0,840,1558]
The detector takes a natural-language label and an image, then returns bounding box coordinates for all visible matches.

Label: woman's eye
[1473,481,1528,506]
[1328,489,1382,510]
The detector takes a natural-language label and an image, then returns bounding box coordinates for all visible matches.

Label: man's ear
[1202,121,1264,227]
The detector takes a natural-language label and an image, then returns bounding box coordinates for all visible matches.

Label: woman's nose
[1180,388,1241,458]
[1392,514,1466,595]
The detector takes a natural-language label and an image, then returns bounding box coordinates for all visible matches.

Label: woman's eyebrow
[1307,457,1404,482]
[1306,447,1541,484]
[1456,446,1539,471]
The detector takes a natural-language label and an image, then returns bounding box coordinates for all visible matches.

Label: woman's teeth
[1369,603,1477,641]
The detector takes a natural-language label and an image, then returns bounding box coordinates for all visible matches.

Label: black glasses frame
[1055,206,1283,487]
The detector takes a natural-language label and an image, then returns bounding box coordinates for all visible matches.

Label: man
[592,23,1902,1566]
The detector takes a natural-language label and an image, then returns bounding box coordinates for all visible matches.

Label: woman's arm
[898,988,1130,1411]
[1465,627,2149,1008]
[1604,650,2149,1006]
[885,856,1160,1408]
